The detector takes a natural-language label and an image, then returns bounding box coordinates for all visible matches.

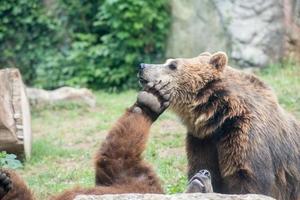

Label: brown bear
[0,83,212,200]
[139,52,300,199]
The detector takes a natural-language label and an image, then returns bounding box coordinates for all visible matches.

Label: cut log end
[0,68,32,160]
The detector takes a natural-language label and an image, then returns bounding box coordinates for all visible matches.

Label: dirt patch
[159,119,185,133]
[151,119,186,137]
[159,147,185,158]
[70,130,108,150]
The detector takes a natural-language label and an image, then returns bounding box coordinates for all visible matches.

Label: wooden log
[0,68,32,159]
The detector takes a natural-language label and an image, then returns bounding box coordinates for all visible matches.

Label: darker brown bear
[0,83,170,200]
[139,52,300,199]
[0,108,163,200]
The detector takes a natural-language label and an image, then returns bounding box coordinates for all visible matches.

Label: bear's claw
[135,81,170,121]
[0,170,12,195]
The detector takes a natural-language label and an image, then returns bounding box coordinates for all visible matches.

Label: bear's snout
[138,64,148,85]
[138,63,150,85]
[138,63,169,87]
[139,63,146,70]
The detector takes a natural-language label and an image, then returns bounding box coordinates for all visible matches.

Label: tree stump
[0,68,32,159]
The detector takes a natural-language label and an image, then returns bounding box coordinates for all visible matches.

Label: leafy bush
[0,0,59,84]
[91,0,170,90]
[37,0,170,90]
[0,152,23,169]
[0,0,171,90]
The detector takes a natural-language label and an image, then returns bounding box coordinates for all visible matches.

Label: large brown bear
[139,52,300,199]
[0,83,212,200]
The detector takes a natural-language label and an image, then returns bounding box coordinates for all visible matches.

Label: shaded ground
[19,62,299,199]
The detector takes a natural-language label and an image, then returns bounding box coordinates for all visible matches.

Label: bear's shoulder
[223,67,275,98]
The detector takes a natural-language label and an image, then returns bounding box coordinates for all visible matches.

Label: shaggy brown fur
[0,169,33,200]
[0,108,163,200]
[139,52,300,199]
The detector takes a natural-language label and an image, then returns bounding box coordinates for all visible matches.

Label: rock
[26,87,96,108]
[74,193,275,200]
[166,0,227,58]
[166,0,299,68]
[215,0,285,67]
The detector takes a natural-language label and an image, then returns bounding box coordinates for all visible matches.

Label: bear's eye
[169,62,177,70]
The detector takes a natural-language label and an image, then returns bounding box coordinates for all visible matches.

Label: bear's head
[138,52,228,107]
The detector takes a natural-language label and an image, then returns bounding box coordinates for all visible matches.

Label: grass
[12,61,300,198]
[260,60,300,118]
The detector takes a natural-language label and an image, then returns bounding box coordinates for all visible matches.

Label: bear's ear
[209,52,228,71]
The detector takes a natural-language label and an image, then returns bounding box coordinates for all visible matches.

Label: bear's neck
[171,78,231,139]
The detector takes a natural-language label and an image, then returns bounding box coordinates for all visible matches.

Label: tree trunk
[0,68,32,159]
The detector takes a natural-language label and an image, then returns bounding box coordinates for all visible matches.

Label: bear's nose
[140,63,146,70]
[199,169,211,178]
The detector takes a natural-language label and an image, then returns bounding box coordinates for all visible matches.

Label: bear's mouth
[188,172,209,187]
[137,72,149,86]
[188,176,205,188]
[138,77,149,86]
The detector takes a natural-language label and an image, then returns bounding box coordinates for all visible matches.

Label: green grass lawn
[16,62,300,198]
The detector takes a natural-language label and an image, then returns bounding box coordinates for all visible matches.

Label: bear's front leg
[186,134,223,192]
[95,81,170,187]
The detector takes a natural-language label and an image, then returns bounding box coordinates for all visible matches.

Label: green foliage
[0,0,171,90]
[0,152,23,169]
[0,0,59,84]
[90,0,170,90]
[260,59,300,118]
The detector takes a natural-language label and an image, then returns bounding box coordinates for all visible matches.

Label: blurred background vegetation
[0,0,299,91]
[0,0,170,90]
